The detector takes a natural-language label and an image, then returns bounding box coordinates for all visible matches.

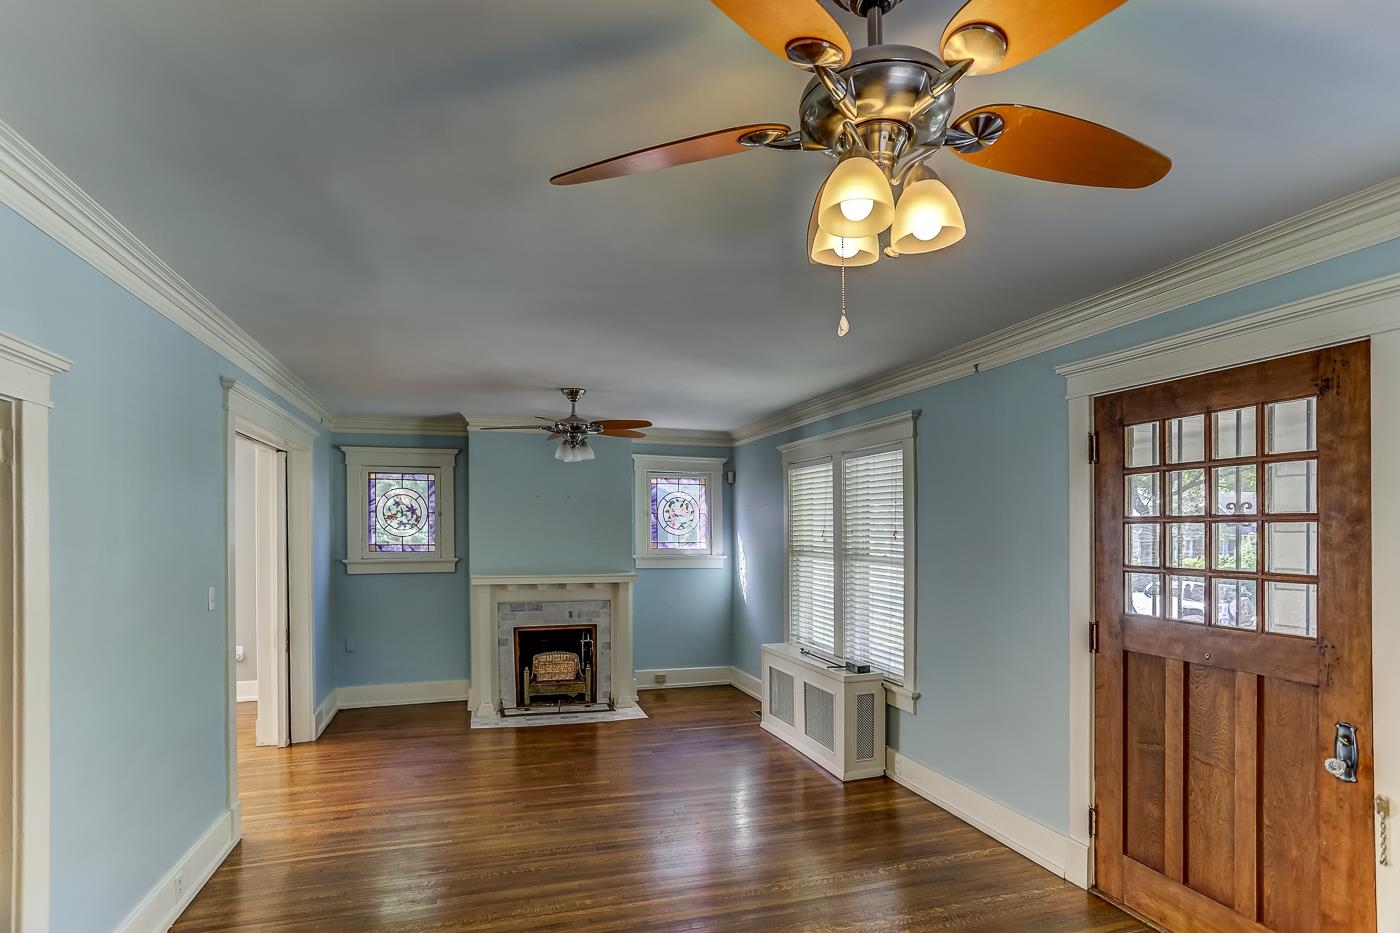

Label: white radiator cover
[760,643,887,781]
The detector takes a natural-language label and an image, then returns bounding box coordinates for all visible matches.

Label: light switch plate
[208,587,216,612]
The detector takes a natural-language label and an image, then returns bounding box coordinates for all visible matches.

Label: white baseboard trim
[729,666,761,700]
[335,679,470,710]
[635,666,733,690]
[314,689,339,738]
[886,750,1090,889]
[235,679,258,703]
[114,804,240,933]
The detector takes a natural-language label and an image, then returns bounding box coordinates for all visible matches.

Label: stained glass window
[367,471,437,552]
[649,474,710,551]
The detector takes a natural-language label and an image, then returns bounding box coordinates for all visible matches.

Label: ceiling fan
[477,388,653,462]
[551,0,1169,268]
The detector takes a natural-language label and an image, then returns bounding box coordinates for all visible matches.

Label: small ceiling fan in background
[476,388,652,462]
[551,0,1169,270]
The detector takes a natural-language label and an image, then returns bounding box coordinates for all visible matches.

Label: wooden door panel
[1186,663,1237,907]
[1094,343,1375,932]
[1259,678,1319,933]
[1124,651,1166,872]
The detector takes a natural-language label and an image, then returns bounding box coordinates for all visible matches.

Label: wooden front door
[1092,342,1375,932]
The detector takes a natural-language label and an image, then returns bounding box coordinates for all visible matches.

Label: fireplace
[514,624,597,709]
[469,573,638,722]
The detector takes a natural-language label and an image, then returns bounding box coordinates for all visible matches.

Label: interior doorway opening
[233,434,290,747]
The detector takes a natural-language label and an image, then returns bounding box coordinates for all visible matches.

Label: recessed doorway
[233,434,289,747]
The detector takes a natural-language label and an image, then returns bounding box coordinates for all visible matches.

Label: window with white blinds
[788,459,836,655]
[842,448,906,681]
[781,412,916,701]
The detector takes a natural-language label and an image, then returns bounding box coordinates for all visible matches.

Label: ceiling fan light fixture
[890,169,966,255]
[810,229,880,267]
[817,154,894,239]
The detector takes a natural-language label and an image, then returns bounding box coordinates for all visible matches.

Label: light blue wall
[632,444,735,670]
[329,433,469,687]
[468,432,634,575]
[731,237,1400,836]
[0,204,332,932]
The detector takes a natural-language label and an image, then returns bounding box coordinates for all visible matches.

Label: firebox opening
[514,624,598,709]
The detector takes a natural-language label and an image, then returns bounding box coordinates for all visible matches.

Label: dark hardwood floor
[175,687,1147,932]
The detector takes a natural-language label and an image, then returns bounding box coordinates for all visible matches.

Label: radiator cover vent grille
[769,667,795,725]
[855,692,876,761]
[803,682,836,750]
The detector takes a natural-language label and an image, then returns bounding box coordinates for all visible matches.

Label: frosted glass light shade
[810,229,880,267]
[817,156,894,238]
[890,175,968,252]
[890,177,966,254]
[575,441,595,462]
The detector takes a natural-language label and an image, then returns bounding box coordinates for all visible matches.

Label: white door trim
[221,379,319,813]
[1058,271,1400,925]
[0,330,70,932]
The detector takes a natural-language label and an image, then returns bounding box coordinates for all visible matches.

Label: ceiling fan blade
[949,104,1169,189]
[477,425,551,431]
[593,419,653,430]
[710,0,851,67]
[598,429,649,438]
[940,0,1127,75]
[551,124,791,186]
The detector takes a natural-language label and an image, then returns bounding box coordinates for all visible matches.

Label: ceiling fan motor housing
[799,45,955,159]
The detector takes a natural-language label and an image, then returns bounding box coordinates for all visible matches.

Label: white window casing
[632,454,727,569]
[341,446,459,574]
[780,411,918,713]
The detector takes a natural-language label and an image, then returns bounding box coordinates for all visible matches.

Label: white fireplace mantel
[469,573,638,719]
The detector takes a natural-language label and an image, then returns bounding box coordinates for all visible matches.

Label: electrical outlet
[207,587,216,612]
[654,673,667,684]
[894,758,903,777]
[175,871,184,899]
[235,644,245,662]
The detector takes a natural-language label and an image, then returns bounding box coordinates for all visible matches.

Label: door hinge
[1088,431,1099,464]
[1088,806,1098,838]
[1089,620,1100,654]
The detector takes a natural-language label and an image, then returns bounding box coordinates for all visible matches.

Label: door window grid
[1120,399,1320,639]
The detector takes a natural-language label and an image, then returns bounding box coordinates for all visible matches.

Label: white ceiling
[1,0,1398,430]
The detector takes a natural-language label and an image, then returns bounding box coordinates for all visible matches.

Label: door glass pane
[1166,469,1206,516]
[1166,414,1205,464]
[1213,464,1258,516]
[1266,460,1317,513]
[1267,521,1318,575]
[1213,522,1259,572]
[1213,406,1257,459]
[1165,522,1206,569]
[1127,474,1160,517]
[1266,581,1318,637]
[1267,398,1317,454]
[1126,572,1162,617]
[1125,524,1160,567]
[1166,574,1207,624]
[1213,578,1258,630]
[1125,422,1159,468]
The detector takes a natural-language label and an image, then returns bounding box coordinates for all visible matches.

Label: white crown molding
[1056,269,1400,398]
[0,329,71,377]
[732,175,1400,444]
[331,414,467,437]
[0,118,334,426]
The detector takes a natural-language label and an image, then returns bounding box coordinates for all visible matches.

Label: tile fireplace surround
[469,573,638,720]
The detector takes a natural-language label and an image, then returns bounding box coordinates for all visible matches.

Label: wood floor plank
[174,688,1148,932]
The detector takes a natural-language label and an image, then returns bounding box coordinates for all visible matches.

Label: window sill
[343,558,459,575]
[884,682,918,714]
[635,555,727,570]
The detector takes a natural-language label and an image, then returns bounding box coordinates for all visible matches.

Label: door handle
[1324,722,1359,783]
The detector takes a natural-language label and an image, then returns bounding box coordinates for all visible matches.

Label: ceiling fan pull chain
[837,244,851,336]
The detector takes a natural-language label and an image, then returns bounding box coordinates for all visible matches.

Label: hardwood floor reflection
[174,687,1146,932]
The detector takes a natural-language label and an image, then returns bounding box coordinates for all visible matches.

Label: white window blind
[788,459,836,655]
[842,447,906,682]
